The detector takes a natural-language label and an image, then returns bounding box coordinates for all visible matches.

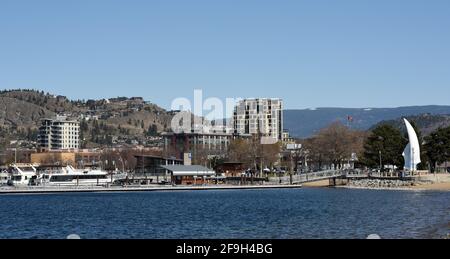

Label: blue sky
[1,0,449,109]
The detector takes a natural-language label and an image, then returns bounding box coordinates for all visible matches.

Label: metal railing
[268,169,368,184]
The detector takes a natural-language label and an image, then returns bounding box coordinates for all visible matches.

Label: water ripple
[0,188,448,239]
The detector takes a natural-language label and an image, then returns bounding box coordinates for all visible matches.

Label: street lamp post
[118,157,125,172]
[378,136,384,175]
[379,150,382,173]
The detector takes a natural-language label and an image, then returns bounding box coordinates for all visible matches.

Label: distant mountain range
[284,106,450,138]
[371,114,450,137]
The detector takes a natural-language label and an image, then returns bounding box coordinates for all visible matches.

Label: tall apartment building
[38,116,80,150]
[233,98,283,141]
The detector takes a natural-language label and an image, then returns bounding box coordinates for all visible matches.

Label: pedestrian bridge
[268,169,368,185]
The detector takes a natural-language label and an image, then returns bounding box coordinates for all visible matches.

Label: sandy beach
[302,173,450,191]
[411,182,450,191]
[302,179,331,187]
[410,174,450,191]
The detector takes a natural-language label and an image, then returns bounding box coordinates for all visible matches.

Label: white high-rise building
[38,116,80,150]
[233,98,283,141]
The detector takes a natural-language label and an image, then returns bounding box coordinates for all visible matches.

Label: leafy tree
[208,156,225,169]
[424,126,450,173]
[147,124,158,136]
[80,119,89,132]
[26,128,38,141]
[362,125,407,170]
[227,139,252,165]
[91,120,100,136]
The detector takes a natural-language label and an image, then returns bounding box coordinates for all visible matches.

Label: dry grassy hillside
[0,89,175,148]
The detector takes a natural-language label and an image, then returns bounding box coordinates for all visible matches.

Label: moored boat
[7,164,37,186]
[40,165,113,186]
[0,170,10,186]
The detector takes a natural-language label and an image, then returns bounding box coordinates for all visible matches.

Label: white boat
[8,164,37,186]
[40,165,113,186]
[0,170,10,186]
[111,174,128,185]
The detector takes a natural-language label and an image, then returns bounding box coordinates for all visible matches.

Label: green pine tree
[362,124,407,170]
[424,126,450,173]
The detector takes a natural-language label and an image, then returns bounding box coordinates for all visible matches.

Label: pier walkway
[0,184,303,194]
[268,169,368,185]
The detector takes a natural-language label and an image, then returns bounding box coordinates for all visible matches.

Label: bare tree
[303,122,366,170]
[228,136,281,176]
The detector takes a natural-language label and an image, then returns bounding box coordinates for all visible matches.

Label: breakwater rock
[347,179,416,189]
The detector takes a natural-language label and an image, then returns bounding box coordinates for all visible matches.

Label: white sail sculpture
[402,118,421,171]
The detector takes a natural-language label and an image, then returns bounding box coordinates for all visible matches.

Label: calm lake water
[0,188,449,239]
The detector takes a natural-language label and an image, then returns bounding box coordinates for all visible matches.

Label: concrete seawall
[0,184,303,195]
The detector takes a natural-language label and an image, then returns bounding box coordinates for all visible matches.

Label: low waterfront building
[75,150,103,168]
[31,151,76,166]
[160,165,215,185]
[132,154,183,184]
[162,131,251,162]
[214,162,246,177]
[282,130,296,146]
[30,149,102,168]
[0,148,34,164]
[134,155,183,175]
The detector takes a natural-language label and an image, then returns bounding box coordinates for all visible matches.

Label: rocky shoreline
[339,177,450,191]
[346,179,417,189]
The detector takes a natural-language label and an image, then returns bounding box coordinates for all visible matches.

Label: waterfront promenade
[0,184,303,194]
[2,172,449,194]
[273,171,450,191]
